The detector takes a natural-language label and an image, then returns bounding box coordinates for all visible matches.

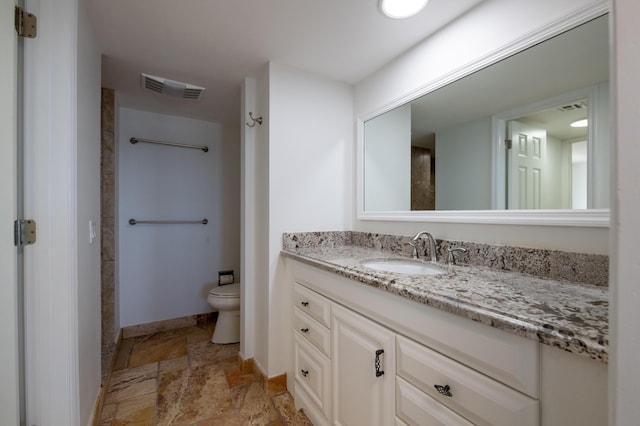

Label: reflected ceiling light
[570,119,588,128]
[379,0,429,19]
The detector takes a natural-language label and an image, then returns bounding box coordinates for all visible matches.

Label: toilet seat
[209,282,240,297]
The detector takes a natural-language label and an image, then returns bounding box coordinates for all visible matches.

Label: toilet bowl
[207,282,240,344]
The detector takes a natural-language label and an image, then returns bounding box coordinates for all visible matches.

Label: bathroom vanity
[282,232,608,426]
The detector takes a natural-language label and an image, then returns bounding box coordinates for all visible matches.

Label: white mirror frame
[357,2,610,227]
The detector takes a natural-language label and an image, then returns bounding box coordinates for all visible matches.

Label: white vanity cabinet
[293,283,333,425]
[332,303,396,426]
[289,260,607,426]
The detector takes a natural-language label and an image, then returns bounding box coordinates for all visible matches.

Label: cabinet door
[332,304,395,426]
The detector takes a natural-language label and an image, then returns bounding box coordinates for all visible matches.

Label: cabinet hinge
[505,139,512,150]
[15,6,37,38]
[14,219,36,246]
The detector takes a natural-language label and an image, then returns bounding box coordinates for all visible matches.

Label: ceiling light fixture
[570,119,588,128]
[379,0,429,19]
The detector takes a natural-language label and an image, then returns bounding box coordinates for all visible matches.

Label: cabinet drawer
[397,336,539,426]
[294,307,331,356]
[294,283,331,328]
[396,377,474,426]
[294,333,331,419]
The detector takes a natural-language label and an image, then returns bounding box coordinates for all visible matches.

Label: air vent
[140,73,205,100]
[557,102,586,112]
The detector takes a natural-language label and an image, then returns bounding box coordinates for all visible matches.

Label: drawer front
[294,283,331,328]
[397,336,539,426]
[396,377,474,426]
[294,333,331,418]
[294,307,331,356]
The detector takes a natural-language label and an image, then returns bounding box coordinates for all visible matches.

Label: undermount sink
[361,259,446,276]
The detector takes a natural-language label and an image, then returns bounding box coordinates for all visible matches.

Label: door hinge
[505,139,512,150]
[15,6,37,38]
[14,220,36,246]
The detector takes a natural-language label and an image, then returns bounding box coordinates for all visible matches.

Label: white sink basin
[361,259,446,276]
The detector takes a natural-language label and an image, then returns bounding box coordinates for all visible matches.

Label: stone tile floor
[99,321,312,425]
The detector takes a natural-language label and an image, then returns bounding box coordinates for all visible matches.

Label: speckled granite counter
[281,232,609,363]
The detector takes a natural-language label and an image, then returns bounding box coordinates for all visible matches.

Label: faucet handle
[446,247,467,265]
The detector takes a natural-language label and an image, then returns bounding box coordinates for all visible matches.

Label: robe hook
[246,112,263,127]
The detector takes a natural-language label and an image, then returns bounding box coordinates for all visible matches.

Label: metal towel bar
[128,218,208,225]
[130,137,209,153]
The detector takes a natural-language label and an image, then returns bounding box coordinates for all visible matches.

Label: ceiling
[85,0,483,124]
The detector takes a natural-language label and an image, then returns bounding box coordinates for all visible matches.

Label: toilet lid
[209,282,240,297]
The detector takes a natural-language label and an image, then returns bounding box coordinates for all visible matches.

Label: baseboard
[122,312,216,339]
[237,353,287,395]
[91,329,123,426]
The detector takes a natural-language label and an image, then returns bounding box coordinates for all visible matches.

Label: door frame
[0,0,21,423]
[491,86,598,209]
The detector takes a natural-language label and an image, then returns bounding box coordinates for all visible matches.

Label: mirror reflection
[363,14,609,212]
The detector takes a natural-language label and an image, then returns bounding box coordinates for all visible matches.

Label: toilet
[207,282,241,344]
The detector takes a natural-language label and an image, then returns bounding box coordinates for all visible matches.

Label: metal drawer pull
[375,349,384,377]
[300,328,309,333]
[301,301,309,307]
[434,384,453,397]
[301,369,309,377]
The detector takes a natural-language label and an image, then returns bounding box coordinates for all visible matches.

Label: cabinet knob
[301,301,309,307]
[375,349,385,377]
[301,369,309,378]
[300,328,309,333]
[434,384,453,397]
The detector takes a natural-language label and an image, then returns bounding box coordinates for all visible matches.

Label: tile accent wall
[101,88,116,380]
[283,231,609,287]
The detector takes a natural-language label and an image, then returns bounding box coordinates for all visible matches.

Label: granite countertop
[282,244,608,363]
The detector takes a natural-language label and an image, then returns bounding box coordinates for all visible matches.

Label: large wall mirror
[360,13,609,226]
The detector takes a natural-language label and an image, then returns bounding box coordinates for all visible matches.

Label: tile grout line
[100,323,310,425]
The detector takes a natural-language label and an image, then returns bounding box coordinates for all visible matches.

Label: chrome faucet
[446,247,467,265]
[410,231,438,262]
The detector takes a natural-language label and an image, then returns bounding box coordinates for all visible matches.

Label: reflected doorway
[502,97,590,210]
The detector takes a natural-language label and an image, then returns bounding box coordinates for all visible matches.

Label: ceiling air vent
[140,73,205,100]
[557,101,587,112]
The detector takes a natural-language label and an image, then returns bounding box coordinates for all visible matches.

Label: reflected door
[507,121,548,209]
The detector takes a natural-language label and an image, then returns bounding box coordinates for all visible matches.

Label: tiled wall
[101,88,116,379]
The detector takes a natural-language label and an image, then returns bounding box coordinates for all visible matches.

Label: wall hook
[246,112,263,127]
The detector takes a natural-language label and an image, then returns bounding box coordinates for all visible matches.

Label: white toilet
[207,282,241,344]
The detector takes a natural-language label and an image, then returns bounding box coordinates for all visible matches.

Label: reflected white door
[0,0,22,424]
[507,121,548,209]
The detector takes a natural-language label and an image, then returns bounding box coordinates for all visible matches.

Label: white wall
[610,0,640,423]
[240,78,254,360]
[240,71,271,369]
[76,0,102,423]
[435,117,492,210]
[117,108,240,327]
[355,0,604,116]
[22,0,103,422]
[364,104,411,211]
[247,62,353,377]
[354,0,610,254]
